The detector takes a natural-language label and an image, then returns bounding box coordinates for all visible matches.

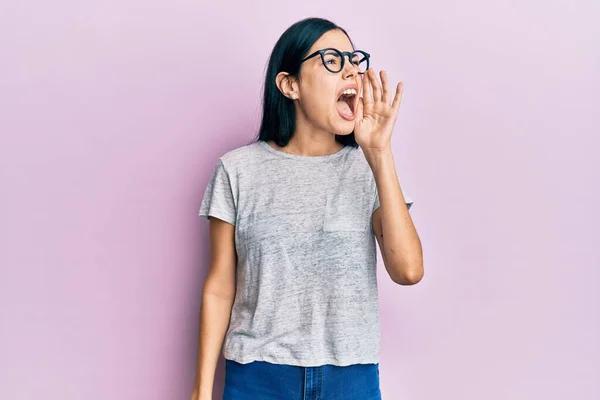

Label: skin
[191,28,423,400]
[192,219,236,400]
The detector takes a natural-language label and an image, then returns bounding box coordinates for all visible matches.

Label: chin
[332,122,355,136]
[327,117,354,136]
[334,129,354,136]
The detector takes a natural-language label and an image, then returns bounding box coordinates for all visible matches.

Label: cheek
[309,78,337,111]
[301,92,329,118]
[298,74,340,123]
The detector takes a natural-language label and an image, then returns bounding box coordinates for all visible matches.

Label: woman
[192,17,423,400]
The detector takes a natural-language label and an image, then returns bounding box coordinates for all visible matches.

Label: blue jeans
[223,359,382,400]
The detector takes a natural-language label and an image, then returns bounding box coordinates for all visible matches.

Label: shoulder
[216,141,263,173]
[343,145,376,179]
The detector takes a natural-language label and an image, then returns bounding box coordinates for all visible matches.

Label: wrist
[364,146,394,171]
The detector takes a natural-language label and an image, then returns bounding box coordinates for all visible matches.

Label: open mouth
[336,88,357,120]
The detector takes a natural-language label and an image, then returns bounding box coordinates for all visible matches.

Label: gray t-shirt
[198,140,413,367]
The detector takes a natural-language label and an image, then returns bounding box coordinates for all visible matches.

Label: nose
[342,57,359,79]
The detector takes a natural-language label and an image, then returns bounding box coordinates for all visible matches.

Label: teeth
[341,88,357,96]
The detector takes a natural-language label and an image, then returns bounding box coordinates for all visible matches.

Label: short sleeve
[198,159,237,226]
[373,186,414,213]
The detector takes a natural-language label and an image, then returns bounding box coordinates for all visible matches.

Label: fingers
[380,70,391,105]
[369,69,382,103]
[355,99,364,121]
[362,69,403,112]
[391,81,403,111]
[362,73,373,104]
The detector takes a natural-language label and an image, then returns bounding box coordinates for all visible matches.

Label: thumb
[355,98,364,121]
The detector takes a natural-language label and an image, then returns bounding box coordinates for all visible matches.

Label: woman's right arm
[191,217,237,400]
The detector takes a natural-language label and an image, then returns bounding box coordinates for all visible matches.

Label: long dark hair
[253,17,359,148]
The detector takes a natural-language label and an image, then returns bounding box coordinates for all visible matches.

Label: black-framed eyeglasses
[299,48,370,74]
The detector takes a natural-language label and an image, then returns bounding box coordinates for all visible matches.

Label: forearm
[193,288,235,397]
[365,147,423,283]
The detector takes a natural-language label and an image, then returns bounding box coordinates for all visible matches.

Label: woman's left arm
[354,68,423,285]
[365,148,423,285]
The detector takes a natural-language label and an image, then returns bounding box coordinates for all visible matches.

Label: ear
[276,72,299,100]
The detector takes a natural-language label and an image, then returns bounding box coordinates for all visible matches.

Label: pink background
[1,1,599,399]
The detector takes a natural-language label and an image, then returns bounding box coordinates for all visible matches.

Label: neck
[278,113,343,157]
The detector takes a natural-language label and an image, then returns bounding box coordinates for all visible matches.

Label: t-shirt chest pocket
[322,178,374,232]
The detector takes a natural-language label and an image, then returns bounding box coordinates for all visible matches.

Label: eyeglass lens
[322,50,368,73]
